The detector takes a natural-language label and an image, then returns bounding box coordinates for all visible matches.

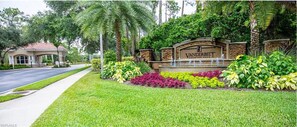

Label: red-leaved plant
[131,73,186,88]
[192,70,222,78]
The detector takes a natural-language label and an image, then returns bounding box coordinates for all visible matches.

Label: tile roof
[22,42,67,51]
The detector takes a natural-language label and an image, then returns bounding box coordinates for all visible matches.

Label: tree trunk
[131,32,136,59]
[249,1,260,56]
[181,0,184,16]
[57,48,60,67]
[165,0,167,22]
[196,0,201,13]
[103,33,108,51]
[159,0,162,24]
[125,27,131,55]
[115,21,122,62]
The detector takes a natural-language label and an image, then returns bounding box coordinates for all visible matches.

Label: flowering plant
[131,73,186,88]
[192,70,222,78]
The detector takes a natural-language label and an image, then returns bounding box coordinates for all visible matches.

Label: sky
[0,0,196,22]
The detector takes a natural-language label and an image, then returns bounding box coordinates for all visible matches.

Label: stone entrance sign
[159,37,247,61]
[139,37,247,62]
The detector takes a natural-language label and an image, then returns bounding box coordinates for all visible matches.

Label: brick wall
[229,43,246,59]
[161,47,173,61]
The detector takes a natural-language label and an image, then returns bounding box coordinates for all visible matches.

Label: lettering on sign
[180,45,221,58]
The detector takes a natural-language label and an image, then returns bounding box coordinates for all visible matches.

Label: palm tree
[75,1,155,61]
[204,1,295,56]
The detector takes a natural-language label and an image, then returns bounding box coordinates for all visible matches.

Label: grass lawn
[0,94,23,103]
[14,66,90,92]
[33,72,296,127]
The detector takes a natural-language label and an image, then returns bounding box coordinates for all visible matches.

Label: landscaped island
[32,72,296,126]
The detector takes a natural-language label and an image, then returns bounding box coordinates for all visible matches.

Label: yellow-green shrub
[160,72,224,88]
[266,72,297,91]
[101,61,142,83]
[91,59,100,71]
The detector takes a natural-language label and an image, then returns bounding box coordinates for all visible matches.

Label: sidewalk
[0,68,91,127]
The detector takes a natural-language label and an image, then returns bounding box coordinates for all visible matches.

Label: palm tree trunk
[132,32,136,59]
[103,33,108,51]
[159,0,162,24]
[165,0,167,22]
[249,1,260,56]
[181,0,184,16]
[115,21,122,62]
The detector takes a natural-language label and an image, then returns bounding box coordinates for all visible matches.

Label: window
[16,55,28,64]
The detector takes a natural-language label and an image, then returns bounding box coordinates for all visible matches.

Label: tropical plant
[131,73,186,88]
[267,51,297,75]
[104,50,116,64]
[204,1,296,56]
[75,1,155,61]
[91,59,101,71]
[101,61,142,83]
[223,55,273,89]
[266,72,297,91]
[136,62,152,74]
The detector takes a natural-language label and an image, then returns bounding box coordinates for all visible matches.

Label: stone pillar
[161,47,173,61]
[139,49,153,62]
[51,54,54,64]
[264,39,290,54]
[59,52,63,64]
[229,42,247,59]
[9,56,13,64]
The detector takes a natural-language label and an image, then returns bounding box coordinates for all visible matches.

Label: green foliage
[101,61,142,83]
[104,50,116,64]
[66,47,82,63]
[267,51,297,75]
[140,12,249,51]
[223,55,273,89]
[160,72,224,88]
[122,56,134,61]
[0,8,29,65]
[91,59,101,71]
[266,72,297,91]
[136,62,151,74]
[0,64,30,70]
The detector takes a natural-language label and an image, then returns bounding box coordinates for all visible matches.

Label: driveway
[0,64,87,93]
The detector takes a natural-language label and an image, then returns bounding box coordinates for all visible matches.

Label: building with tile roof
[7,42,67,67]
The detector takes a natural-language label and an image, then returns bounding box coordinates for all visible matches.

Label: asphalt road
[0,64,87,93]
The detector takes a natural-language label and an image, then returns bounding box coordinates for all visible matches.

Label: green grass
[0,94,23,103]
[33,72,296,127]
[14,66,90,92]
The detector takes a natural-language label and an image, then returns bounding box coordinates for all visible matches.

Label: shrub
[0,64,10,70]
[266,72,297,91]
[136,62,152,74]
[122,56,134,61]
[192,70,222,78]
[101,61,142,83]
[160,72,224,88]
[104,50,116,64]
[131,73,186,88]
[267,51,297,75]
[91,59,101,71]
[223,55,273,89]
